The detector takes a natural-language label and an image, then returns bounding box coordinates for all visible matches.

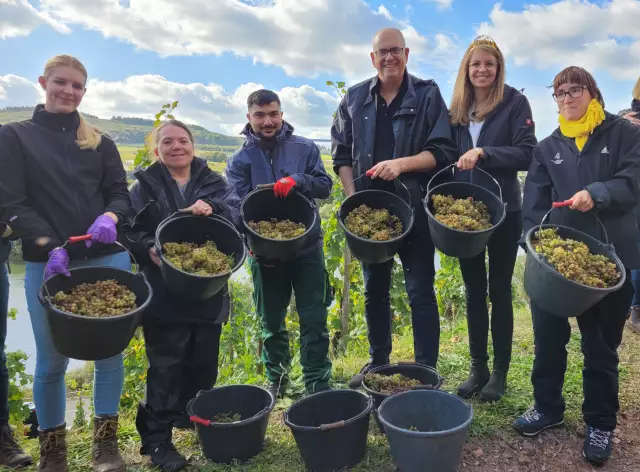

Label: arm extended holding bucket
[521,148,553,241]
[286,145,333,200]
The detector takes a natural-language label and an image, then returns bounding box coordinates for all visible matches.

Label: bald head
[372,28,406,50]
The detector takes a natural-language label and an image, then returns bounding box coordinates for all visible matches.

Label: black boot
[0,423,33,469]
[479,370,507,402]
[147,440,187,472]
[456,362,490,399]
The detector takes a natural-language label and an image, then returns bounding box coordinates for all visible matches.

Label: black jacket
[331,71,457,206]
[0,105,131,262]
[451,85,537,211]
[522,112,640,268]
[126,157,241,324]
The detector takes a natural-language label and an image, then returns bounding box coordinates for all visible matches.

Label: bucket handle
[427,164,504,203]
[345,170,412,207]
[319,420,346,431]
[537,201,610,249]
[189,415,211,427]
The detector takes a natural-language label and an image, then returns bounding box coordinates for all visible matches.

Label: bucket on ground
[524,204,626,318]
[241,187,317,261]
[284,389,373,472]
[338,179,415,265]
[38,240,152,361]
[155,213,246,301]
[378,389,473,472]
[187,385,275,464]
[424,165,506,259]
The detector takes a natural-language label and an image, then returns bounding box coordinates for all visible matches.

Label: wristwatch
[473,148,484,159]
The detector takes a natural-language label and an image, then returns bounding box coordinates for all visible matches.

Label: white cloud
[477,0,640,80]
[0,0,69,39]
[0,73,338,139]
[31,0,457,81]
[422,0,454,11]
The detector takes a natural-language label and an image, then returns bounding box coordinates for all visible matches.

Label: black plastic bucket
[524,207,626,318]
[424,165,506,259]
[241,188,317,261]
[338,180,415,265]
[362,363,443,433]
[378,389,473,472]
[37,247,152,361]
[187,385,275,464]
[155,213,246,301]
[284,389,373,472]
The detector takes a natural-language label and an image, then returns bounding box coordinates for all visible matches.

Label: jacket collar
[134,157,214,191]
[242,121,294,147]
[365,70,418,109]
[632,99,640,113]
[32,104,81,132]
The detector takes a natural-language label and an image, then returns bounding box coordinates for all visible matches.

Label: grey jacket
[330,71,456,205]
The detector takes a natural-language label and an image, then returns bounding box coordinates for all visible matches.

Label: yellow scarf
[558,99,605,151]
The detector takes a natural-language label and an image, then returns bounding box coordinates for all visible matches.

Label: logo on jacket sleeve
[601,146,609,154]
[551,152,563,164]
[526,118,534,127]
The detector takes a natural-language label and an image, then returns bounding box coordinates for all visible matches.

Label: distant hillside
[0,106,244,147]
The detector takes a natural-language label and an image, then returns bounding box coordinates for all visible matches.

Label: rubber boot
[92,416,125,472]
[456,361,490,399]
[0,423,33,469]
[480,370,508,402]
[38,424,67,472]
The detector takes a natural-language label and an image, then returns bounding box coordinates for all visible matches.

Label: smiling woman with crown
[514,66,640,466]
[449,35,537,404]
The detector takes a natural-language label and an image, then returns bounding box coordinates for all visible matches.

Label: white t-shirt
[469,119,484,147]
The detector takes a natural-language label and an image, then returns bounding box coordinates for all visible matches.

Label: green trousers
[249,247,332,393]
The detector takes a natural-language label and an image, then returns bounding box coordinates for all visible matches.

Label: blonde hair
[633,77,640,101]
[149,120,195,162]
[450,35,506,126]
[43,55,102,151]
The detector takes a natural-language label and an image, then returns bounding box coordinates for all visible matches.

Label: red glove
[273,177,296,198]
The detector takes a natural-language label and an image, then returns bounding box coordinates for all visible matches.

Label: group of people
[0,25,637,472]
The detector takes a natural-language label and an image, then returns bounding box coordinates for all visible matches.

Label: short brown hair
[552,66,605,108]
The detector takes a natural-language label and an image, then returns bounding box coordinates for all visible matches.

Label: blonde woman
[0,55,131,472]
[449,35,536,402]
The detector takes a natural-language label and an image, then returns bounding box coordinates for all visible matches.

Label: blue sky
[1,0,639,140]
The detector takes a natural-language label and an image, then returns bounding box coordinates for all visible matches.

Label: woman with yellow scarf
[514,66,640,466]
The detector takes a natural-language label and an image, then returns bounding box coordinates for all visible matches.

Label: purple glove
[45,248,70,279]
[86,214,117,247]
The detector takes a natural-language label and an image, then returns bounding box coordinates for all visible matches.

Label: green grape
[431,194,492,231]
[49,280,137,318]
[247,218,307,239]
[344,205,404,241]
[163,241,233,276]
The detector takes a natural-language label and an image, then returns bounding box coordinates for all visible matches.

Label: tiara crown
[470,34,498,49]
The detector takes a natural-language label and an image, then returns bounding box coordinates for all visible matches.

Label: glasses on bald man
[374,47,405,58]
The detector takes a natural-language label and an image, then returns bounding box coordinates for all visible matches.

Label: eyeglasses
[374,47,405,58]
[552,86,587,102]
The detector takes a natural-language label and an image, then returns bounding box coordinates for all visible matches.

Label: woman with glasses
[449,35,536,402]
[514,66,640,466]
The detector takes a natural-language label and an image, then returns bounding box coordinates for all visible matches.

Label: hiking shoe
[38,424,68,472]
[456,362,490,399]
[583,426,613,466]
[92,415,125,472]
[627,307,640,333]
[0,423,33,469]
[349,360,387,389]
[148,440,187,472]
[479,371,507,403]
[512,407,564,437]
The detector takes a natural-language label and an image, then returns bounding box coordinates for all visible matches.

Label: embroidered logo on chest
[551,152,563,164]
[601,146,609,154]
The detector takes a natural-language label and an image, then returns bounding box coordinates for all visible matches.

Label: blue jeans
[632,270,639,308]
[25,251,131,429]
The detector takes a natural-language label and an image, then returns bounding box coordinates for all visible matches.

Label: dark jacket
[617,99,640,117]
[451,85,537,211]
[126,157,241,324]
[225,121,331,258]
[331,71,457,206]
[0,105,131,262]
[522,112,640,268]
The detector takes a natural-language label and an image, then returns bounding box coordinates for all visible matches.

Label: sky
[1,0,639,142]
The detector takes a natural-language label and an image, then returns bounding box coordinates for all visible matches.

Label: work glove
[86,214,117,247]
[273,177,296,198]
[45,247,70,279]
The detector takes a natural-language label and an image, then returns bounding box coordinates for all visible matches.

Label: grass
[15,306,640,471]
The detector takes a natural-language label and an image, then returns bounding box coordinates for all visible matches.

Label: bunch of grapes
[247,218,306,240]
[431,194,492,231]
[211,412,242,423]
[364,373,423,395]
[344,204,404,241]
[163,241,234,276]
[533,228,621,288]
[51,280,137,318]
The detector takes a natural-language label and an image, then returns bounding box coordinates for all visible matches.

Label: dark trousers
[458,210,522,371]
[248,247,332,393]
[531,277,634,431]
[0,260,9,423]
[136,322,222,449]
[362,207,440,367]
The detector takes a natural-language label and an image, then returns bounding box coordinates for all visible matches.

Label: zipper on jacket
[63,132,85,257]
